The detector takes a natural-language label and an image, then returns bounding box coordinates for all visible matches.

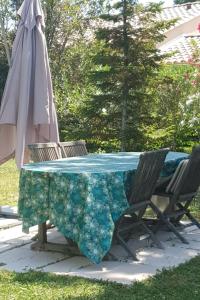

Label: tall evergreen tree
[89,1,174,151]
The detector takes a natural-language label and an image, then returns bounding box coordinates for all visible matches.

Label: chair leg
[116,233,138,261]
[141,221,164,249]
[185,211,200,229]
[164,218,189,244]
[174,200,192,223]
[177,203,200,229]
[150,202,189,244]
[152,220,163,233]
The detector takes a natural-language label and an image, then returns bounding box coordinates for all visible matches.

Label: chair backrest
[168,145,200,196]
[28,143,61,162]
[166,159,189,194]
[59,141,88,158]
[129,148,169,204]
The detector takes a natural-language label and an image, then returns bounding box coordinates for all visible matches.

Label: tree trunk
[120,0,129,151]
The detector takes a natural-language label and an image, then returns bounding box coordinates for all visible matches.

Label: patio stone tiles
[0,206,20,229]
[0,220,200,285]
[0,218,21,230]
[0,205,18,217]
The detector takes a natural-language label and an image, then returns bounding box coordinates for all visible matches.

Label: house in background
[158,2,200,63]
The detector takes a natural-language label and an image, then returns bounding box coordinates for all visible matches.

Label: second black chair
[114,148,169,260]
[151,145,200,244]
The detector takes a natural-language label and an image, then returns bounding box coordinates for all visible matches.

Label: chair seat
[155,175,172,193]
[154,191,196,201]
[125,200,151,215]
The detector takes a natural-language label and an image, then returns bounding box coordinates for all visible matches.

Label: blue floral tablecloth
[18,151,188,263]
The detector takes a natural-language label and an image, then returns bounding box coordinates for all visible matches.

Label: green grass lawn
[0,255,200,300]
[0,160,19,206]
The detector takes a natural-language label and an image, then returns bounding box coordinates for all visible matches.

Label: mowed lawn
[1,256,200,300]
[0,159,19,206]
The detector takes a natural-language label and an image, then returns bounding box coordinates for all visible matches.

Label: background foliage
[0,0,199,153]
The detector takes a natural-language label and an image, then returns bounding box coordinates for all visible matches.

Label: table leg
[38,222,47,243]
[31,222,47,251]
[31,222,82,257]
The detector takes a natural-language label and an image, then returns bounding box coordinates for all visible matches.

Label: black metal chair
[58,141,88,158]
[28,142,61,162]
[114,148,169,260]
[150,145,200,244]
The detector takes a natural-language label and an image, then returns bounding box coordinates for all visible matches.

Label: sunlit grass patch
[0,160,19,206]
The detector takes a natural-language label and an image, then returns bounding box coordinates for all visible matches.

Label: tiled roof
[159,2,200,27]
[157,2,200,63]
[159,34,200,63]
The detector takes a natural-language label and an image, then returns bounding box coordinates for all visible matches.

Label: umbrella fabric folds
[0,0,59,168]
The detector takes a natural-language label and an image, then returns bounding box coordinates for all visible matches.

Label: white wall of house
[159,15,200,47]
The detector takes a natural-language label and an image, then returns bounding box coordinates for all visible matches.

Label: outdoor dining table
[18,151,188,263]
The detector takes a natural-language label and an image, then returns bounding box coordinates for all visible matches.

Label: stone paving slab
[0,206,20,229]
[67,261,158,284]
[0,225,38,253]
[41,256,92,273]
[0,218,21,229]
[0,244,68,272]
[137,246,199,267]
[0,225,37,242]
[0,221,200,285]
[0,205,18,216]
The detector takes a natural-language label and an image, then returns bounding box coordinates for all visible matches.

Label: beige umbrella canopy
[0,0,59,168]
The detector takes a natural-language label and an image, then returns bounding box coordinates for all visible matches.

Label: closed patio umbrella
[0,0,59,168]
